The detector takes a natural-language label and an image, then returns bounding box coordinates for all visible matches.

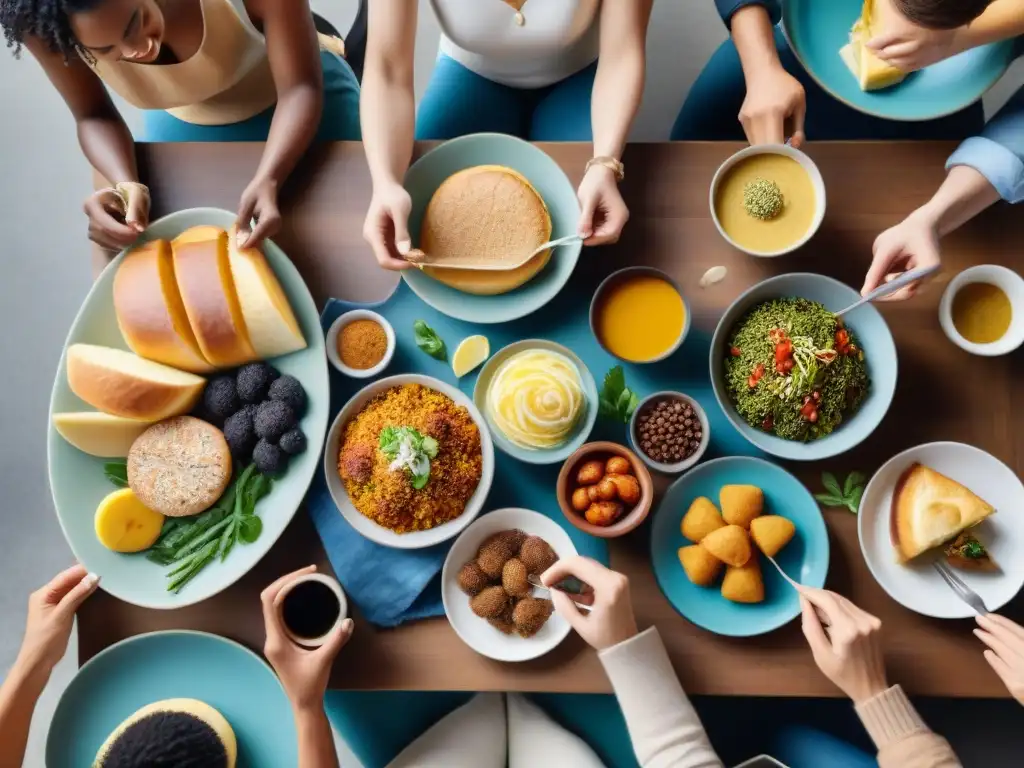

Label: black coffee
[282,581,341,640]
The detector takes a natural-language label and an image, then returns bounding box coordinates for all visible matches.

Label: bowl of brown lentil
[326,310,396,379]
[629,392,710,475]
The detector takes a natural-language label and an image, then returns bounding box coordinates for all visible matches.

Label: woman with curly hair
[0,0,360,250]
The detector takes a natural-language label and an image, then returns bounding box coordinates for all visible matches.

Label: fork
[526,574,593,613]
[933,561,989,616]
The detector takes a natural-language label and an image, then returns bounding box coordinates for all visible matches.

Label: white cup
[939,265,1024,357]
[274,573,349,648]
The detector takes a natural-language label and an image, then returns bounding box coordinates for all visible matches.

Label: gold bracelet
[585,156,625,182]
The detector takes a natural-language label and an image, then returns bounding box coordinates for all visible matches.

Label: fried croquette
[488,611,517,635]
[678,545,724,587]
[749,515,796,558]
[477,535,516,579]
[519,536,558,574]
[512,597,554,637]
[700,524,752,568]
[681,497,726,543]
[458,562,491,596]
[470,586,511,618]
[719,484,764,528]
[498,529,528,554]
[721,559,765,604]
[502,558,531,598]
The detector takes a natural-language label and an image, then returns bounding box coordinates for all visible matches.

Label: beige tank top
[86,0,276,125]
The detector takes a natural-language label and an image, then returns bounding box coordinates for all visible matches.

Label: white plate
[442,508,577,662]
[323,374,494,549]
[858,442,1024,619]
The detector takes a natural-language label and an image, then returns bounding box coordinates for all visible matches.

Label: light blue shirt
[947,86,1024,204]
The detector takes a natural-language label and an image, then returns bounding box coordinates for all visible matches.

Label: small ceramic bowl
[325,310,396,378]
[589,266,690,363]
[939,265,1024,357]
[556,442,654,538]
[629,392,710,475]
[709,144,826,258]
[273,573,348,648]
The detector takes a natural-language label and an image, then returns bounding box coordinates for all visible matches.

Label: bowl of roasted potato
[556,442,654,538]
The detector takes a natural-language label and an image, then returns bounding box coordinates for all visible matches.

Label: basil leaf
[821,472,842,498]
[813,493,844,507]
[414,320,447,361]
[844,471,866,497]
[104,460,129,488]
[847,486,864,513]
[239,516,263,544]
[625,391,640,418]
[602,366,626,401]
[598,397,618,419]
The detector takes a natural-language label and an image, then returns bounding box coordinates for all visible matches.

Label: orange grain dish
[337,384,483,532]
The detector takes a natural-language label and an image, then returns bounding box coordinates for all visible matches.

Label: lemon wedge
[452,335,490,377]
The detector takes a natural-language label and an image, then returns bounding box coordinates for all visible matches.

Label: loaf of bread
[114,239,214,373]
[172,226,257,368]
[227,225,307,359]
[53,411,158,458]
[128,416,232,517]
[66,344,206,421]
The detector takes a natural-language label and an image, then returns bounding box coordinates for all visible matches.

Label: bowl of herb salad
[711,273,896,461]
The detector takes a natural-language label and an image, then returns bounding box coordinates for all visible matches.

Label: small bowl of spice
[556,441,654,538]
[629,392,710,474]
[940,265,1024,357]
[326,310,396,378]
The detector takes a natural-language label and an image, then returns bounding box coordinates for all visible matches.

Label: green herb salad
[724,298,869,442]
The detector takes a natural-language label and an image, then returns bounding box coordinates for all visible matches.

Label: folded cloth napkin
[307,298,451,627]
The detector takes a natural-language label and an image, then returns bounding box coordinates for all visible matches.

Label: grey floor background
[1,1,1021,765]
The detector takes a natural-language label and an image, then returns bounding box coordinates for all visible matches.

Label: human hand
[17,565,100,679]
[975,614,1024,705]
[577,165,629,246]
[862,209,941,300]
[799,587,888,703]
[262,566,354,711]
[740,64,807,148]
[84,183,149,251]
[541,556,638,651]
[236,176,281,249]
[363,182,414,270]
[868,26,966,72]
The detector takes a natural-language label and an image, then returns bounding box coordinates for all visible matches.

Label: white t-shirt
[430,0,601,88]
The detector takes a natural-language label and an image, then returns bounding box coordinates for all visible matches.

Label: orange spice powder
[339,319,387,369]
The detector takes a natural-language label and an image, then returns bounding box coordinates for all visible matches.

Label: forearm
[253,84,322,186]
[591,43,645,160]
[961,0,1024,49]
[730,4,784,79]
[77,113,138,184]
[916,165,1001,236]
[856,686,962,768]
[294,704,339,768]
[716,0,780,29]
[0,657,49,767]
[360,71,416,188]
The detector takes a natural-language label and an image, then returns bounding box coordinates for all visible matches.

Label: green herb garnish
[414,320,447,361]
[961,539,986,559]
[814,471,866,514]
[743,177,784,220]
[104,460,129,488]
[379,426,438,490]
[598,365,640,424]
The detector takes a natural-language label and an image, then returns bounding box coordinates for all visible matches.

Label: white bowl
[274,573,348,648]
[939,265,1024,356]
[325,310,396,378]
[709,144,826,258]
[628,392,710,474]
[323,374,494,549]
[441,508,577,662]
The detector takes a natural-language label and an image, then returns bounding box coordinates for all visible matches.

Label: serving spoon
[406,234,582,272]
[834,265,940,318]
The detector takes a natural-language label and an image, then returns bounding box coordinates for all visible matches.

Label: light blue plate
[46,631,296,766]
[651,457,829,637]
[473,339,598,465]
[46,208,329,609]
[784,0,1015,121]
[403,133,582,324]
[710,273,897,461]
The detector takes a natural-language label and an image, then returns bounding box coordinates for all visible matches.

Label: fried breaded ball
[470,586,510,618]
[502,558,531,598]
[749,515,796,558]
[700,524,752,568]
[512,597,554,638]
[720,484,764,528]
[681,497,726,543]
[498,529,528,554]
[721,559,765,604]
[477,535,515,579]
[488,603,517,635]
[678,545,724,587]
[519,536,558,575]
[458,561,491,596]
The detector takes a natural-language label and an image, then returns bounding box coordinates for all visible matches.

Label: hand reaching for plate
[975,614,1024,705]
[541,556,637,651]
[18,565,100,678]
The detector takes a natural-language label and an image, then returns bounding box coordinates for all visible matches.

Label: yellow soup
[952,282,1012,344]
[596,275,685,362]
[714,154,816,253]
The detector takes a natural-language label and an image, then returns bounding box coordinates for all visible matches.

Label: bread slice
[226,225,306,360]
[172,225,257,367]
[66,344,206,421]
[891,463,996,562]
[840,0,907,92]
[53,411,158,457]
[114,239,214,373]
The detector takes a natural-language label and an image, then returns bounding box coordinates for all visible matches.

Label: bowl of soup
[710,145,826,258]
[940,265,1024,357]
[590,267,689,363]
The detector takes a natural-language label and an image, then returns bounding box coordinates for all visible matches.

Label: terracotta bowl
[556,442,654,538]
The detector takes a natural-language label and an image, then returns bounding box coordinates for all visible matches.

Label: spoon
[834,265,940,317]
[407,234,582,272]
[526,574,593,613]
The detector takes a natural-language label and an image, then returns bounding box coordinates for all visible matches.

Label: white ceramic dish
[709,144,826,258]
[858,441,1024,619]
[325,310,396,378]
[939,265,1024,356]
[323,374,495,549]
[275,573,348,648]
[441,508,577,662]
[628,392,710,475]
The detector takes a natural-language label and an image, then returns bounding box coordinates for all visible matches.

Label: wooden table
[80,142,1024,698]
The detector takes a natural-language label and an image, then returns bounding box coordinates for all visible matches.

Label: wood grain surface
[81,141,1024,697]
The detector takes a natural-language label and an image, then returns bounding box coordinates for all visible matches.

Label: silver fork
[933,561,989,616]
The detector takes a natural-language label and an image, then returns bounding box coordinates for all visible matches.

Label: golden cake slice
[840,0,907,92]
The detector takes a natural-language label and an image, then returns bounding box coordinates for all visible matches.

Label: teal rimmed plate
[651,457,829,637]
[46,208,329,609]
[473,339,598,465]
[403,133,582,324]
[46,630,296,766]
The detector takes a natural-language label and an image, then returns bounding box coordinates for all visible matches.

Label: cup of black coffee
[275,573,348,648]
